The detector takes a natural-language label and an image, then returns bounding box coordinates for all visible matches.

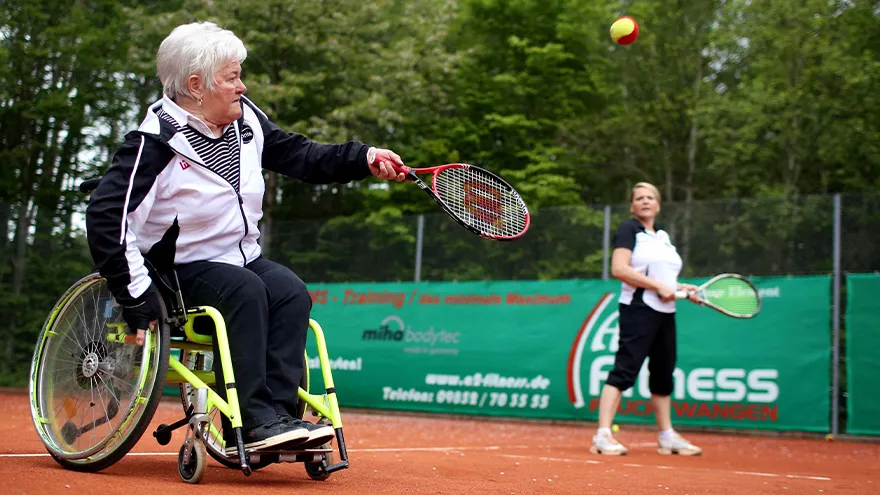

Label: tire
[179,349,311,471]
[178,438,207,484]
[304,441,335,481]
[29,274,170,472]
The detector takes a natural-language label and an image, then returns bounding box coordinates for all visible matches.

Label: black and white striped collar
[156,96,232,138]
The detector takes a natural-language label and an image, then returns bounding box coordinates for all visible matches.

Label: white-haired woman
[590,182,703,456]
[86,21,405,452]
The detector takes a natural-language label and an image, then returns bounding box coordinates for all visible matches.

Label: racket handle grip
[674,290,689,300]
[387,161,411,175]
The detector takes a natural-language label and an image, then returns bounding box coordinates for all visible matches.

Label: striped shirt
[156,108,241,191]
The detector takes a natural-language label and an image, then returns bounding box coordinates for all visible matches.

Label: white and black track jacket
[86,96,372,307]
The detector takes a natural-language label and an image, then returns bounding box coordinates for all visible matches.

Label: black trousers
[605,303,677,396]
[176,257,312,429]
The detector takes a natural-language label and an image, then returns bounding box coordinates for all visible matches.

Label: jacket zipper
[172,148,249,266]
[236,193,248,264]
[234,122,247,265]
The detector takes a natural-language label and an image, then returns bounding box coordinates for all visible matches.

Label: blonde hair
[630,182,661,203]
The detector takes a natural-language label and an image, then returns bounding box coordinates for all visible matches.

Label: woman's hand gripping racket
[391,163,530,241]
[675,273,762,319]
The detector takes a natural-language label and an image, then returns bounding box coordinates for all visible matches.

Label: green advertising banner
[304,276,830,432]
[845,274,880,436]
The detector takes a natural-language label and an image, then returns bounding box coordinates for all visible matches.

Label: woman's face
[630,187,660,221]
[200,59,247,126]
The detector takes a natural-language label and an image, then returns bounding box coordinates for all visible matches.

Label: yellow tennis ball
[612,424,620,434]
[825,433,834,442]
[610,16,639,46]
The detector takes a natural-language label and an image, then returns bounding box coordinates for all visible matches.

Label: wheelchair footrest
[233,447,333,456]
[244,450,334,465]
[324,460,350,474]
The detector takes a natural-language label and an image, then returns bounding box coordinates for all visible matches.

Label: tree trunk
[783,50,805,199]
[3,117,44,374]
[105,120,119,171]
[3,336,15,375]
[621,80,637,194]
[664,139,673,202]
[0,202,9,274]
[33,115,83,255]
[682,49,703,273]
[260,100,284,257]
[11,197,37,297]
[10,117,45,296]
[31,124,62,256]
[4,195,36,376]
[262,170,277,257]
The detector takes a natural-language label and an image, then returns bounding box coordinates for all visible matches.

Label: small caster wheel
[304,446,335,481]
[154,424,172,446]
[178,439,207,484]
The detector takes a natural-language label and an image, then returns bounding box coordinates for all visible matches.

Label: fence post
[602,205,611,280]
[415,214,424,282]
[832,193,842,436]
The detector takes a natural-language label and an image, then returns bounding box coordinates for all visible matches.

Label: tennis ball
[612,424,620,434]
[610,16,639,45]
[825,434,834,442]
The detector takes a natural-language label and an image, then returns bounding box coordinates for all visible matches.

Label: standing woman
[590,182,702,456]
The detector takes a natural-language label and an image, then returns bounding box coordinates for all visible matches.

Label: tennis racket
[675,273,762,319]
[391,162,530,241]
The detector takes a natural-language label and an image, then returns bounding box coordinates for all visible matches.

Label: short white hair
[156,21,247,100]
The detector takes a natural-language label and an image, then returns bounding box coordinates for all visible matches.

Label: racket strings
[433,167,527,237]
[703,278,760,316]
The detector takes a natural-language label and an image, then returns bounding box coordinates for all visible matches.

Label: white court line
[499,454,831,481]
[501,454,601,465]
[733,471,831,481]
[352,445,529,453]
[735,470,779,478]
[788,474,833,481]
[0,449,834,481]
[0,452,177,458]
[0,445,532,458]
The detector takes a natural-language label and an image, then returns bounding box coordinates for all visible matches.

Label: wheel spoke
[32,277,167,468]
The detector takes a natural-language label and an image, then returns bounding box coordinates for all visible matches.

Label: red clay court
[2,391,877,494]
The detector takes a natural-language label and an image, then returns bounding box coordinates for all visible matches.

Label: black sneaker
[225,418,310,454]
[278,415,335,450]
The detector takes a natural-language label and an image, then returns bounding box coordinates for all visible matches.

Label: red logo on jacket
[180,160,190,170]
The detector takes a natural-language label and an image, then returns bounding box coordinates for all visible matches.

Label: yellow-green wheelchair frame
[28,273,350,484]
[160,306,349,482]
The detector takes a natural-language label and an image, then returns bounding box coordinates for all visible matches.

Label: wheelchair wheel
[304,450,334,481]
[178,438,207,484]
[179,349,311,470]
[304,418,336,481]
[29,273,170,472]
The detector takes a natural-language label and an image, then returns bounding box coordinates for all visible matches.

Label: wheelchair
[27,181,350,484]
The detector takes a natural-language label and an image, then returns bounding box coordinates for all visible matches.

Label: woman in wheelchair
[83,21,406,453]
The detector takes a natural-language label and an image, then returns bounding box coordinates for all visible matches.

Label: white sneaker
[657,433,702,456]
[590,430,629,456]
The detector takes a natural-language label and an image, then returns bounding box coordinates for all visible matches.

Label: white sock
[597,427,612,437]
[659,428,676,439]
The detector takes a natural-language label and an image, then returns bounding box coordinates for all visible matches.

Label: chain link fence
[268,194,877,283]
[841,194,880,274]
